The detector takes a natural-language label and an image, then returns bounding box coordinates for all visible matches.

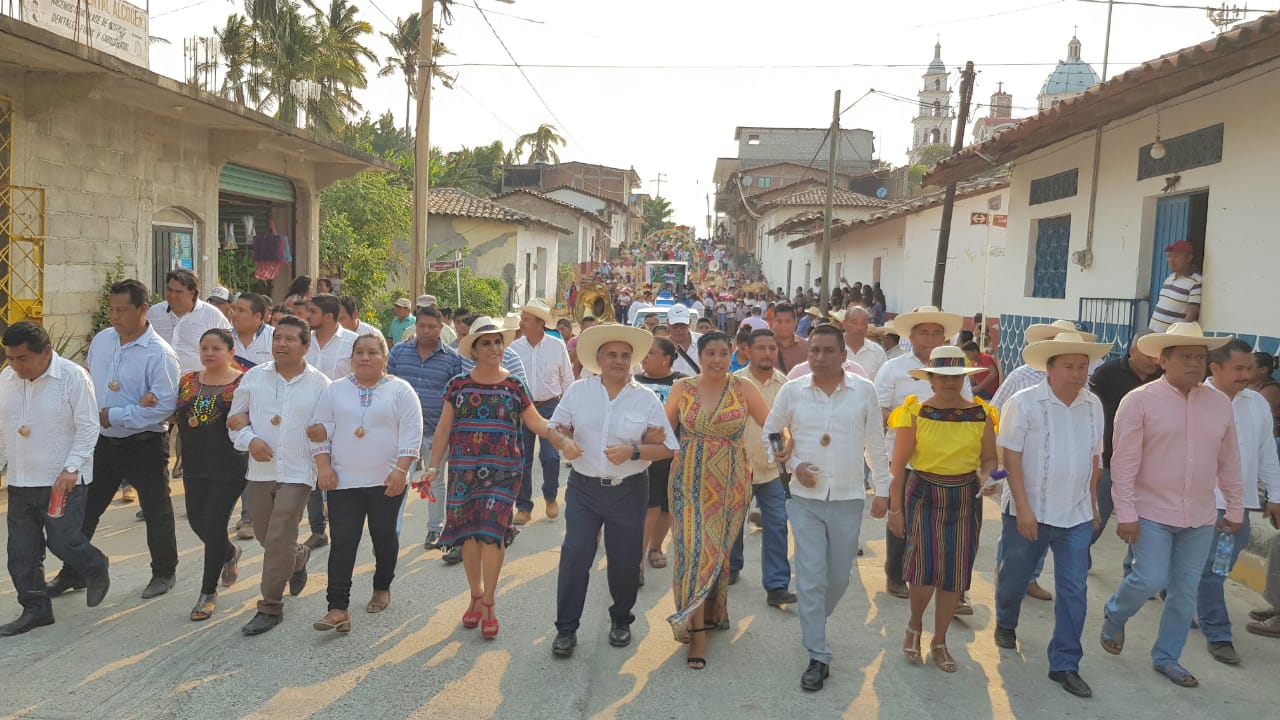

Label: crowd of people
[2,262,1279,702]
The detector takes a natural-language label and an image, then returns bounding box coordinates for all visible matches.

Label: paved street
[0,475,1275,720]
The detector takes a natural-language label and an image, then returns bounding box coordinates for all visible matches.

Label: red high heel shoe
[480,600,499,639]
[462,595,483,629]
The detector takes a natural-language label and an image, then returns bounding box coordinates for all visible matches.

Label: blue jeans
[1196,510,1251,644]
[1104,518,1215,666]
[517,400,561,513]
[1091,468,1116,545]
[730,478,792,592]
[995,515,1092,672]
[995,520,1047,583]
[7,485,108,616]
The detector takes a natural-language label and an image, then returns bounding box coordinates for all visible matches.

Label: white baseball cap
[666,304,691,326]
[207,286,231,304]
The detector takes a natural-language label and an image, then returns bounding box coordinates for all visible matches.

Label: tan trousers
[245,481,311,616]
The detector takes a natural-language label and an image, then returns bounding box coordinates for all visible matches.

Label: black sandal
[686,627,709,670]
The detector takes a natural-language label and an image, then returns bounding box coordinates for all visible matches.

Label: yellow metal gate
[0,96,45,326]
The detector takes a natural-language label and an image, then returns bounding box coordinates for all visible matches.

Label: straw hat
[519,298,554,325]
[866,324,887,337]
[1022,332,1114,372]
[892,305,963,338]
[829,309,847,325]
[907,346,988,380]
[502,313,520,331]
[575,323,653,375]
[1135,322,1231,356]
[1025,319,1096,344]
[457,316,516,357]
[804,306,823,318]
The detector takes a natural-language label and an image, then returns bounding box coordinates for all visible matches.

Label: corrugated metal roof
[925,11,1280,187]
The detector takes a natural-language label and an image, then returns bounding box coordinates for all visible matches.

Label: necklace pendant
[270,415,282,426]
[18,425,30,438]
[820,433,831,447]
[355,426,366,438]
[108,380,121,391]
[188,415,200,428]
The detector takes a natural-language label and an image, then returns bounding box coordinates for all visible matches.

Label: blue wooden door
[1150,195,1191,305]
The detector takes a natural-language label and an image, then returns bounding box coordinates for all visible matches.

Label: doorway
[1149,191,1208,313]
[536,246,548,299]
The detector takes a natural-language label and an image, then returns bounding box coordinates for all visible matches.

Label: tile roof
[429,188,571,234]
[491,188,610,227]
[788,177,1010,249]
[761,186,890,209]
[925,11,1280,186]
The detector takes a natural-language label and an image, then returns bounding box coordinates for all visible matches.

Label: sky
[144,0,1264,232]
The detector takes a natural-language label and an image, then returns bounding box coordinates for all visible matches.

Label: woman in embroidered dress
[309,334,423,634]
[422,317,579,639]
[886,345,997,672]
[174,328,247,621]
[664,331,773,669]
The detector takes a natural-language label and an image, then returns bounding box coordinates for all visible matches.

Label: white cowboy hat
[457,316,516,357]
[1025,319,1097,344]
[576,323,654,375]
[1022,332,1114,372]
[907,346,988,380]
[829,309,847,325]
[804,306,823,318]
[892,305,963,338]
[1135,322,1231,356]
[502,313,521,331]
[519,298,554,325]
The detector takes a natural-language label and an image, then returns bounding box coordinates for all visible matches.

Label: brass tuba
[575,282,615,322]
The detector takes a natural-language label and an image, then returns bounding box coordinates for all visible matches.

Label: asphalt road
[0,474,1275,720]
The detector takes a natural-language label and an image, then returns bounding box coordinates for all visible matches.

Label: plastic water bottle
[1211,533,1234,577]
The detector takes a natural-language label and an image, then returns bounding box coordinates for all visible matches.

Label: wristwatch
[64,465,79,476]
[631,443,641,461]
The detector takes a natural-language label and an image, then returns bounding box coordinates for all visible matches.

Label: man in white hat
[666,304,702,377]
[386,297,414,345]
[206,286,234,320]
[992,319,1104,602]
[1100,322,1244,688]
[549,324,678,658]
[797,306,821,339]
[510,299,575,525]
[873,306,969,602]
[1194,338,1280,665]
[993,332,1112,698]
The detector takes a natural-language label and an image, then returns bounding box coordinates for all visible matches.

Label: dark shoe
[141,575,175,599]
[1208,641,1241,665]
[857,546,864,556]
[766,589,798,607]
[1248,606,1280,622]
[303,533,328,550]
[442,545,463,565]
[47,573,85,597]
[85,562,110,608]
[1247,615,1280,637]
[886,579,910,599]
[289,567,308,596]
[608,621,632,647]
[241,612,282,636]
[801,659,830,691]
[994,626,1017,650]
[728,570,740,585]
[748,508,762,527]
[552,630,577,657]
[0,611,55,636]
[423,531,441,550]
[135,509,145,520]
[1049,670,1093,698]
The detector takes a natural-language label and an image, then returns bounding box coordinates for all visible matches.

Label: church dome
[1039,36,1099,97]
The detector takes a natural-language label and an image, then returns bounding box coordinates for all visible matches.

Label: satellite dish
[876,187,889,199]
[742,175,754,187]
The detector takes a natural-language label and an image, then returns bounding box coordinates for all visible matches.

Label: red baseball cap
[1165,240,1194,255]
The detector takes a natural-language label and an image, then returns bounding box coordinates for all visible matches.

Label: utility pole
[819,90,840,314]
[410,0,435,297]
[653,172,667,198]
[930,62,975,309]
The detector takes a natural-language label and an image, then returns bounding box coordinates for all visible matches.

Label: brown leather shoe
[1247,615,1280,638]
[513,510,532,526]
[545,499,560,519]
[1026,581,1053,601]
[366,590,390,614]
[886,580,910,599]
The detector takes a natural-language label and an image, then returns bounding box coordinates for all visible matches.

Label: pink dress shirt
[1110,376,1244,527]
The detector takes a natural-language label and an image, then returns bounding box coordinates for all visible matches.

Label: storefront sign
[23,0,149,68]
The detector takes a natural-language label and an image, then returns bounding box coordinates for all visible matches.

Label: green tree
[206,14,256,105]
[303,0,377,135]
[642,197,673,235]
[914,143,955,168]
[377,14,455,136]
[318,171,411,312]
[513,123,566,164]
[424,265,503,317]
[430,140,506,196]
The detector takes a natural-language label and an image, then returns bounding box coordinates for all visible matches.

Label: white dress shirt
[229,362,330,485]
[147,299,233,373]
[786,356,867,380]
[994,360,1104,412]
[310,375,423,489]
[996,381,1104,528]
[234,323,274,369]
[354,320,382,339]
[671,332,704,377]
[1206,380,1280,510]
[0,354,99,487]
[549,376,678,480]
[306,327,358,380]
[87,324,180,438]
[762,372,890,499]
[510,334,574,402]
[847,339,887,380]
[875,351,972,459]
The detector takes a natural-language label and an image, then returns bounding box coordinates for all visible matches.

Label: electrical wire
[1075,0,1275,12]
[434,60,1143,70]
[891,0,1068,29]
[455,2,544,24]
[455,82,521,136]
[151,0,218,18]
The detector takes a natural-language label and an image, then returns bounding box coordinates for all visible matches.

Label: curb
[1232,550,1268,595]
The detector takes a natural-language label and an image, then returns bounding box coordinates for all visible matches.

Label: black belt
[534,396,561,406]
[569,469,646,488]
[101,431,163,445]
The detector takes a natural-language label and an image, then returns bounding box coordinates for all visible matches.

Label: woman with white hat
[886,345,997,672]
[421,317,580,639]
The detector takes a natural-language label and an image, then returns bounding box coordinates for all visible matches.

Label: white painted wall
[999,57,1280,338]
[547,188,625,248]
[757,205,880,293]
[827,220,905,312]
[900,190,1008,318]
[515,225,562,304]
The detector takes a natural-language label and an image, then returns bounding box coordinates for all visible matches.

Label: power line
[434,60,1146,70]
[1075,0,1276,12]
[151,0,218,18]
[470,3,584,150]
[455,2,544,24]
[455,82,521,136]
[891,0,1068,28]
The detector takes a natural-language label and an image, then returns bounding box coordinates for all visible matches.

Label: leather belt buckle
[599,476,623,487]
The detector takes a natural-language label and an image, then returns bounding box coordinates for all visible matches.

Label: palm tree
[303,0,376,135]
[514,123,567,164]
[378,13,455,136]
[208,14,255,105]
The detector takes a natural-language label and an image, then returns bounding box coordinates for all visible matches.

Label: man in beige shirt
[731,328,797,607]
